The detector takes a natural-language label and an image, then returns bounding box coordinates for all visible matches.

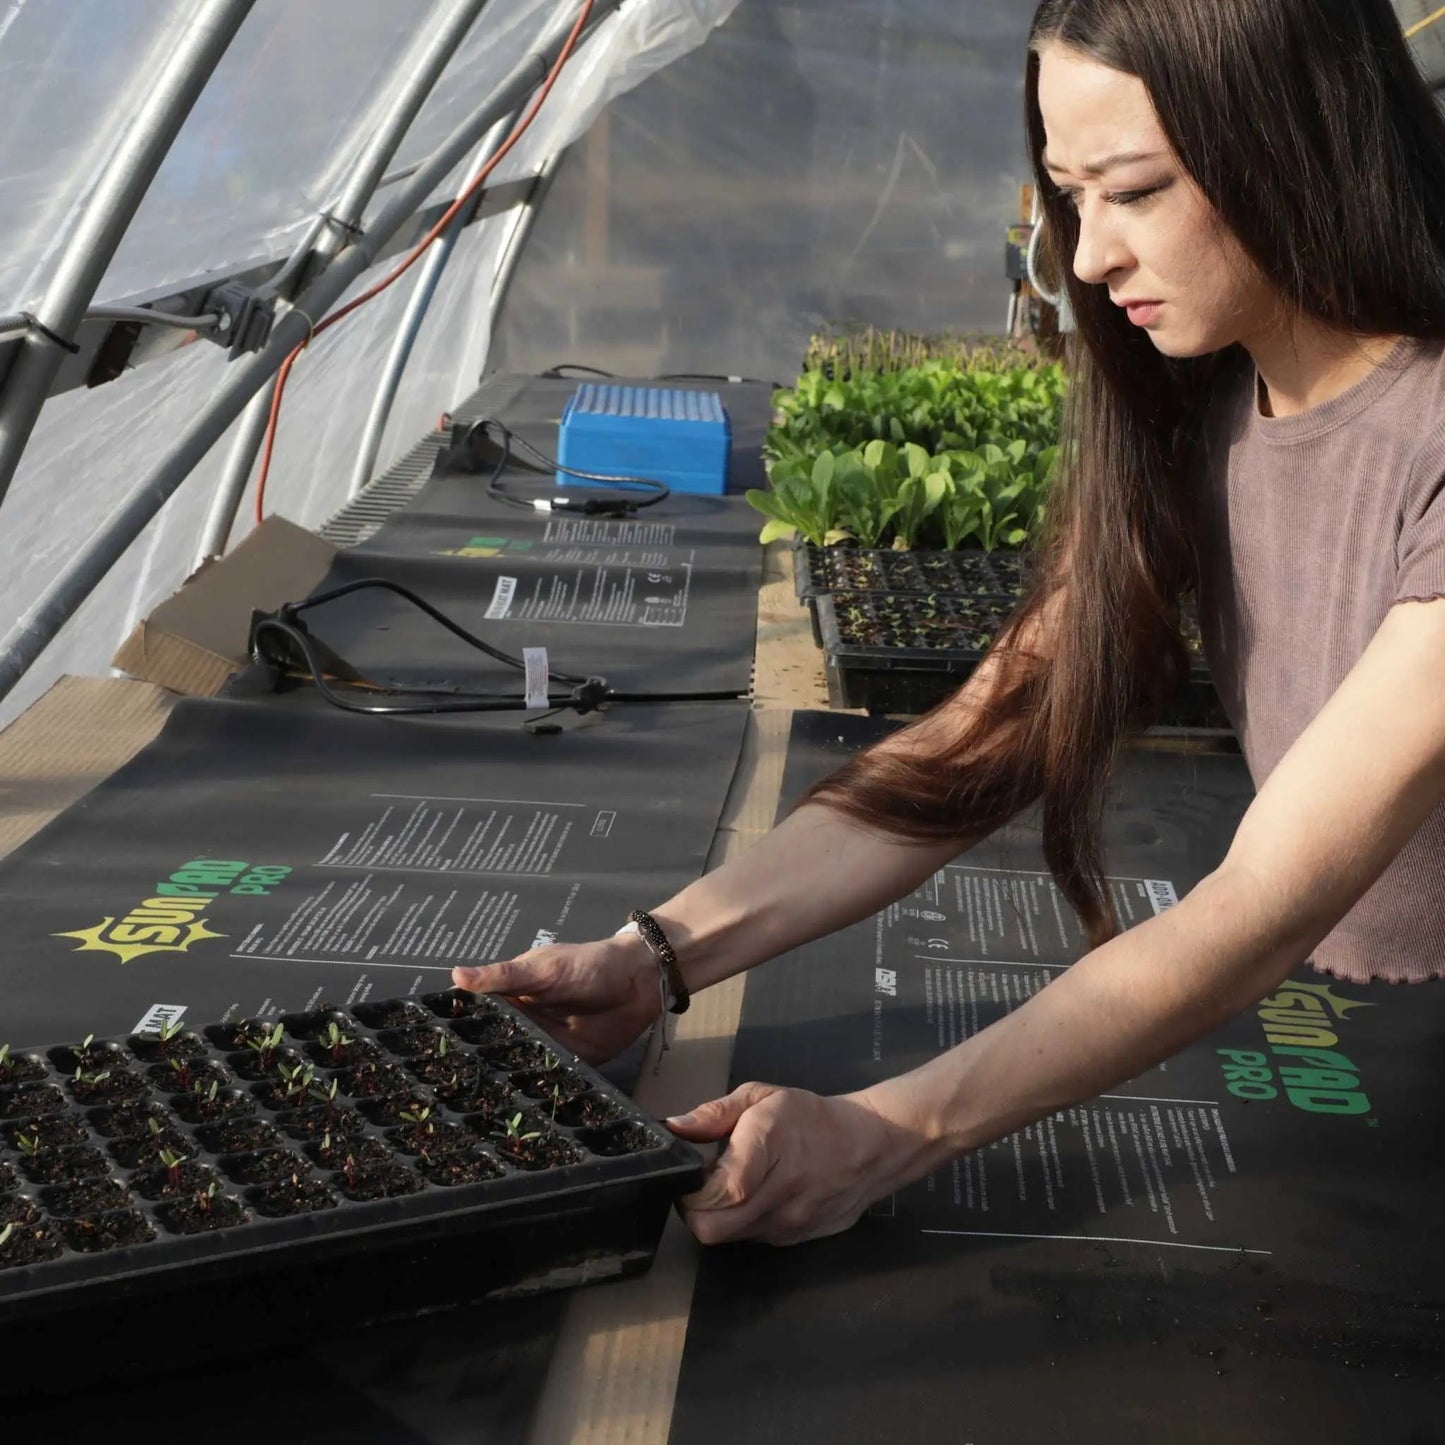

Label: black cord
[657,371,785,390]
[540,363,616,379]
[466,418,670,518]
[289,576,589,685]
[250,583,748,718]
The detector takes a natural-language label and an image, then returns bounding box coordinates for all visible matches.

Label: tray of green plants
[0,990,700,1387]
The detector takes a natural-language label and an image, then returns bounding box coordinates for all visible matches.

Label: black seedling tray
[0,991,701,1392]
[818,589,1009,713]
[793,544,1031,601]
[820,589,1224,724]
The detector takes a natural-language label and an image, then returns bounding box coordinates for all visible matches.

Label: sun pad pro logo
[1218,980,1374,1115]
[56,859,289,965]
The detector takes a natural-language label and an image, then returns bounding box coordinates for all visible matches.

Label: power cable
[248,576,747,718]
[458,417,670,517]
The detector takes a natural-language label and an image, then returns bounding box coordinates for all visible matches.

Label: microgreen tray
[0,990,701,1391]
[792,544,1031,601]
[819,590,1223,723]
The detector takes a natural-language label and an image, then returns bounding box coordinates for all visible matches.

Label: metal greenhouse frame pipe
[194,381,276,567]
[0,0,256,510]
[319,0,494,257]
[488,149,564,337]
[193,0,492,567]
[0,0,621,704]
[346,111,520,499]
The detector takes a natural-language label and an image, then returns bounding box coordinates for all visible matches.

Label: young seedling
[0,1223,12,1249]
[436,1032,449,1059]
[320,1020,352,1065]
[196,1180,219,1216]
[14,1132,39,1160]
[307,1072,340,1121]
[245,1022,285,1068]
[168,1054,193,1091]
[280,1061,316,1109]
[494,1112,541,1145]
[158,1147,188,1193]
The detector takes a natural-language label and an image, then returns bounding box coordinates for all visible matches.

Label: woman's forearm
[648,801,980,992]
[858,862,1307,1182]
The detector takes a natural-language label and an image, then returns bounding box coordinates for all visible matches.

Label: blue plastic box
[556,384,731,496]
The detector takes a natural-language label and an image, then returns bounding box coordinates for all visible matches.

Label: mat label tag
[133,1003,187,1035]
[523,647,549,709]
[1144,878,1179,914]
[485,576,517,620]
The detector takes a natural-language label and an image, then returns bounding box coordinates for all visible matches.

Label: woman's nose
[1072,203,1131,287]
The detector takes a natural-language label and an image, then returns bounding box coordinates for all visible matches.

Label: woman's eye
[1108,187,1161,207]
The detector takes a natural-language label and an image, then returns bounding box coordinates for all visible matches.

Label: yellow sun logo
[54,917,228,966]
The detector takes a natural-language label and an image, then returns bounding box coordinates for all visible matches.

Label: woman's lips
[1125,301,1163,326]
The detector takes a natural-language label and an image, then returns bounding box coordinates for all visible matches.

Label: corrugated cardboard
[111,517,336,697]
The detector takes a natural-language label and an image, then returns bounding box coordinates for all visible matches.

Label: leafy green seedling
[14,1133,39,1159]
[168,1055,193,1091]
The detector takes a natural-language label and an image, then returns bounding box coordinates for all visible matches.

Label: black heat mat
[305,493,762,698]
[0,695,747,1053]
[293,373,771,698]
[670,712,1445,1445]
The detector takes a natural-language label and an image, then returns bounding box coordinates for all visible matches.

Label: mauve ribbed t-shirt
[1196,335,1445,984]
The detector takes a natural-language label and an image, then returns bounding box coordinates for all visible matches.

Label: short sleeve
[1397,459,1445,603]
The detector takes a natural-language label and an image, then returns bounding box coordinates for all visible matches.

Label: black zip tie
[318,210,365,238]
[19,313,80,355]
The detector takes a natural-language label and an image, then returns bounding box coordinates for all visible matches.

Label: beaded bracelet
[617,909,691,1015]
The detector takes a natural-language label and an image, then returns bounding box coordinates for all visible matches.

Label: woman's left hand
[666,1082,925,1246]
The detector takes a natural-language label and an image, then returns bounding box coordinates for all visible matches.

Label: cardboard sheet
[671,713,1445,1445]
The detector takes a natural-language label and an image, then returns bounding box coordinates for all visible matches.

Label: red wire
[254,0,595,525]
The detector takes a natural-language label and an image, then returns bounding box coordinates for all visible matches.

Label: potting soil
[670,712,1445,1444]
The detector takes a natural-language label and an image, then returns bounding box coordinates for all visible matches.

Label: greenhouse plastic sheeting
[493,1,1042,385]
[0,0,739,730]
[671,713,1445,1445]
[0,0,741,312]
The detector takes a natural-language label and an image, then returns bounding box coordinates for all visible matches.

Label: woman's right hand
[451,934,661,1065]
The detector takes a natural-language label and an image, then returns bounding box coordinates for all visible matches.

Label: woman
[455,0,1445,1246]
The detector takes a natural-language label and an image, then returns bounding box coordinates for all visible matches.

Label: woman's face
[1035,42,1279,357]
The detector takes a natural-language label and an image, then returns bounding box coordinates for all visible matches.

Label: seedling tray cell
[0,991,701,1391]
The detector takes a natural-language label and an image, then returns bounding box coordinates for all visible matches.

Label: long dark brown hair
[805,0,1445,947]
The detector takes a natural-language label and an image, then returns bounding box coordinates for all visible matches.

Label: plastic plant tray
[792,544,1031,601]
[0,990,701,1390]
[819,590,1222,722]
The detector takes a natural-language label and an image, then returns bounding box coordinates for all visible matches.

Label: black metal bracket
[201,280,277,358]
